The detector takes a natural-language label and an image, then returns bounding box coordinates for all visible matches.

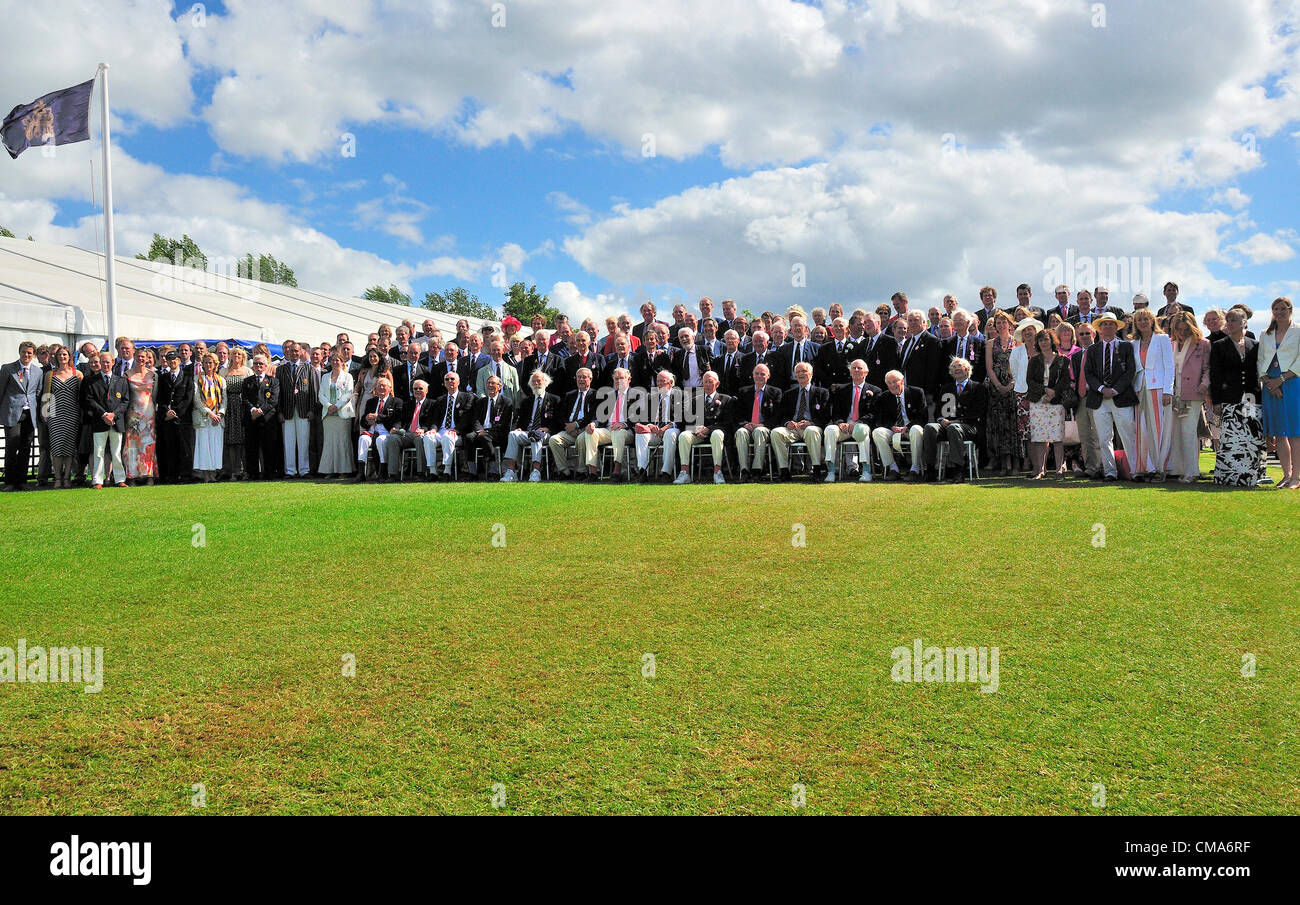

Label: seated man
[871,370,927,481]
[384,378,435,479]
[581,367,637,482]
[632,370,682,482]
[823,359,881,483]
[770,361,831,481]
[425,371,475,479]
[502,370,561,482]
[355,376,403,482]
[465,374,515,479]
[674,370,734,484]
[733,363,783,481]
[921,357,988,483]
[549,367,598,479]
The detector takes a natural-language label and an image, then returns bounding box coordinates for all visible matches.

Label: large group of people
[3,281,1298,491]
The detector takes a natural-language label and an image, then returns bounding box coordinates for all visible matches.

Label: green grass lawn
[1,455,1296,815]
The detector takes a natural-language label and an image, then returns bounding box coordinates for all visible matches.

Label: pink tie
[751,390,762,423]
[614,393,623,424]
[410,403,420,431]
[850,385,860,422]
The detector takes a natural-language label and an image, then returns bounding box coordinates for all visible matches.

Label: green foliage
[135,233,208,269]
[422,286,498,320]
[0,226,15,238]
[239,252,297,287]
[502,281,561,327]
[362,284,412,306]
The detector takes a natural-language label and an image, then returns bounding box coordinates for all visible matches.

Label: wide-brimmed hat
[1013,318,1044,340]
[1092,312,1121,327]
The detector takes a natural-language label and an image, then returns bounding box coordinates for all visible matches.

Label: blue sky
[2,0,1297,329]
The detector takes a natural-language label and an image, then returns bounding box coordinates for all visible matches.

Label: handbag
[1063,415,1080,445]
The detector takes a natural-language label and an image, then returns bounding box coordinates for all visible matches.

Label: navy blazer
[1083,339,1139,409]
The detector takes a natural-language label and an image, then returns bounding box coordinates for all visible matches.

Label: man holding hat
[1082,312,1139,480]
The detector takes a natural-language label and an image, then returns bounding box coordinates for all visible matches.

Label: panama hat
[1013,318,1044,341]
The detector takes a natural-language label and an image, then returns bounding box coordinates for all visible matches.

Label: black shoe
[352,473,367,483]
[738,469,750,484]
[1103,474,1117,482]
[778,468,791,482]
[376,472,389,483]
[904,470,920,482]
[812,465,826,480]
[949,473,966,484]
[883,469,900,481]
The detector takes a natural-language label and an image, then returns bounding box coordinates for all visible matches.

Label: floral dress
[124,370,158,478]
[984,338,1017,458]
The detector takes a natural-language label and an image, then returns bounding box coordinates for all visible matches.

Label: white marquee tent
[0,235,492,358]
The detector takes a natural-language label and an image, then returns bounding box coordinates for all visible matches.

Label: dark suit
[602,352,636,388]
[741,348,781,389]
[923,378,988,474]
[941,334,987,384]
[711,349,745,397]
[81,372,129,432]
[391,360,429,405]
[562,351,605,397]
[430,390,475,435]
[1069,306,1126,326]
[1209,336,1260,405]
[514,391,562,434]
[670,346,712,390]
[829,380,883,426]
[898,331,943,408]
[631,348,672,390]
[428,358,469,398]
[518,350,565,393]
[813,339,853,388]
[858,333,900,386]
[242,374,280,479]
[874,386,927,429]
[155,367,194,481]
[1048,304,1078,324]
[778,383,831,428]
[632,320,667,344]
[734,384,784,429]
[466,394,515,473]
[559,388,600,430]
[1083,339,1139,409]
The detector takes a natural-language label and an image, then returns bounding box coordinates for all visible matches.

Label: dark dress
[45,373,82,456]
[984,338,1017,458]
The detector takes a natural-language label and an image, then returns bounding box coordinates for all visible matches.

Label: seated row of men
[358,355,985,484]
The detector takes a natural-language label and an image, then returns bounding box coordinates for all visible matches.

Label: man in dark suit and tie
[550,367,599,479]
[602,333,636,389]
[871,369,928,480]
[630,330,672,390]
[824,359,881,482]
[242,354,280,480]
[1083,313,1140,481]
[518,330,564,390]
[426,372,475,479]
[1048,285,1077,324]
[733,363,783,481]
[922,357,988,482]
[1157,281,1194,319]
[80,351,130,489]
[739,330,776,389]
[560,331,604,398]
[501,370,561,482]
[813,317,853,389]
[670,328,711,391]
[898,311,943,417]
[770,361,831,481]
[711,330,745,397]
[941,311,986,383]
[858,313,900,387]
[428,341,466,398]
[2,341,42,490]
[156,350,195,484]
[631,301,667,345]
[385,378,436,479]
[465,374,515,479]
[1007,284,1047,322]
[391,343,428,406]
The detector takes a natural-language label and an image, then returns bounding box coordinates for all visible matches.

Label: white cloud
[1208,187,1251,209]
[549,281,627,327]
[1229,231,1297,265]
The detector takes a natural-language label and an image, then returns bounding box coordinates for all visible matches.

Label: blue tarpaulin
[103,338,285,358]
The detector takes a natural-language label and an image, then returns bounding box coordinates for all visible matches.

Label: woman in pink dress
[124,347,159,485]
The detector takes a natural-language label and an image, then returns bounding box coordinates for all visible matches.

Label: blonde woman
[1129,306,1174,480]
[1167,311,1210,483]
[318,352,356,477]
[222,347,252,480]
[1258,297,1300,488]
[192,353,226,482]
[124,348,158,485]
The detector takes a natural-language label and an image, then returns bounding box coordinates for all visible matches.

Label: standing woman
[318,353,356,478]
[192,353,226,482]
[223,348,252,480]
[1258,297,1300,488]
[1010,318,1042,473]
[1129,307,1174,481]
[1025,330,1071,478]
[41,346,82,487]
[1210,308,1264,487]
[124,348,159,485]
[1166,311,1211,483]
[983,311,1019,476]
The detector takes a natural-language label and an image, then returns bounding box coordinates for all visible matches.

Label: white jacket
[1257,325,1300,378]
[319,371,355,418]
[1131,333,1173,392]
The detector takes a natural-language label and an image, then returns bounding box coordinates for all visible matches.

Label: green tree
[0,226,15,238]
[239,253,297,287]
[135,233,208,269]
[422,287,498,320]
[363,284,412,306]
[502,281,561,326]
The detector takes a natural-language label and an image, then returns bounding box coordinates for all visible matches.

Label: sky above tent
[0,0,1297,333]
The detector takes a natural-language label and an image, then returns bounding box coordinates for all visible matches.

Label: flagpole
[96,62,117,345]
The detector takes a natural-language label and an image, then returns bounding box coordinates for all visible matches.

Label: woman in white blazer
[1129,306,1174,479]
[318,352,356,477]
[191,353,226,481]
[1258,296,1300,488]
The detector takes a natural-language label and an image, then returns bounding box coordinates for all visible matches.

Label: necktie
[410,401,420,431]
[572,391,585,422]
[661,395,670,424]
[443,396,454,430]
[1077,355,1087,395]
[796,387,809,421]
[751,389,761,423]
[793,344,801,365]
[1104,342,1113,383]
[897,393,906,426]
[957,381,965,396]
[902,338,912,363]
[725,353,733,372]
[850,384,860,422]
[957,337,965,361]
[531,396,542,427]
[614,393,623,424]
[494,363,500,379]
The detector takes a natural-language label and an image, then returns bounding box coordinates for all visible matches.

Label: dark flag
[2,79,94,159]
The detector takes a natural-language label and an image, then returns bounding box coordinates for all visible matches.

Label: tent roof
[0,236,493,347]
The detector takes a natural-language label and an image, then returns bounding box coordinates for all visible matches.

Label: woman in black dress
[1210,308,1264,486]
[42,346,82,488]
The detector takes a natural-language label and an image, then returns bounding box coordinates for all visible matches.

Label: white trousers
[733,425,771,470]
[635,428,679,472]
[283,416,310,475]
[677,428,725,470]
[1166,400,1204,479]
[871,425,924,471]
[505,429,547,470]
[91,430,125,484]
[1091,399,1138,478]
[823,422,870,471]
[425,429,460,471]
[357,423,390,463]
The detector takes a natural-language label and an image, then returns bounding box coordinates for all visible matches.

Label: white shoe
[712,471,725,484]
[859,470,872,483]
[501,469,516,483]
[673,472,691,484]
[528,469,541,483]
[823,469,836,483]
